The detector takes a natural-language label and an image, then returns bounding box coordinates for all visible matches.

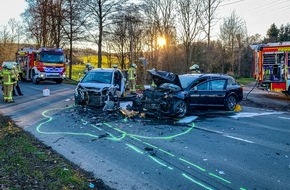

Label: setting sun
[157,37,166,47]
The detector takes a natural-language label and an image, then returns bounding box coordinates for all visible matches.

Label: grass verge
[0,114,112,190]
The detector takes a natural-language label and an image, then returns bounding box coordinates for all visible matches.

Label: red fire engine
[251,42,290,95]
[16,47,67,84]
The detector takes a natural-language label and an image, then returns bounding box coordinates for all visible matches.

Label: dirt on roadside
[240,82,290,112]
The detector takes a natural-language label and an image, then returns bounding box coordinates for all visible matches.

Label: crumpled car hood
[78,82,111,91]
[148,69,182,89]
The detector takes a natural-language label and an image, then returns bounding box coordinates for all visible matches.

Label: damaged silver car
[74,68,126,109]
[132,69,243,118]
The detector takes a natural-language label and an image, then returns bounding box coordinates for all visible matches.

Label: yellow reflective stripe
[128,68,135,79]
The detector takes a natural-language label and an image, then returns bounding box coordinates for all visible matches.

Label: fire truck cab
[16,47,67,84]
[251,42,290,95]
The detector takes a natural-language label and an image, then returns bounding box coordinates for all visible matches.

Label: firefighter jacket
[0,69,3,81]
[2,68,16,85]
[13,66,19,81]
[17,63,22,74]
[128,67,136,80]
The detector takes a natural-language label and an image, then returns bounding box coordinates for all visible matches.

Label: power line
[220,0,245,7]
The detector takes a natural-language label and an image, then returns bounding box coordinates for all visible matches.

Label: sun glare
[157,37,166,47]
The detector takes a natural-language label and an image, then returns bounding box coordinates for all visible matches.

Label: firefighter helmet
[3,62,14,70]
[131,63,137,68]
[189,64,199,71]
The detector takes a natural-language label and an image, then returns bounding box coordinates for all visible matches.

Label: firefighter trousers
[3,84,14,102]
[129,79,136,93]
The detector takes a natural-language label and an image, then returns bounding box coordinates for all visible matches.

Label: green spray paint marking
[182,173,214,190]
[37,109,245,190]
[90,124,102,131]
[142,142,158,149]
[179,158,206,172]
[103,122,195,140]
[158,148,175,157]
[36,109,98,138]
[209,172,231,184]
[106,131,126,141]
[130,136,142,142]
[148,155,173,170]
[126,143,144,154]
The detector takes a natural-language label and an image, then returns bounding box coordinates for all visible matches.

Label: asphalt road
[1,81,290,190]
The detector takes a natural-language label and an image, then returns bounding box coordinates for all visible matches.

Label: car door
[113,70,125,95]
[189,80,211,106]
[189,79,227,107]
[209,79,227,105]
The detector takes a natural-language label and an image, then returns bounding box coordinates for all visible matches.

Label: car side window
[196,81,210,90]
[211,79,226,90]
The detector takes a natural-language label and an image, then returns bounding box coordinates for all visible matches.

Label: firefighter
[84,63,94,74]
[16,60,23,81]
[128,63,137,94]
[189,64,201,74]
[2,62,16,103]
[12,62,23,96]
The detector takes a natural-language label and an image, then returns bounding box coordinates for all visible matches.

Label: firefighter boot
[16,85,23,96]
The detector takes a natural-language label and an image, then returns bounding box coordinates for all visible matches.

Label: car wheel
[54,78,63,84]
[225,95,237,111]
[172,100,187,118]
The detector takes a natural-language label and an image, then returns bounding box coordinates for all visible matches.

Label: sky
[216,0,290,38]
[0,0,290,39]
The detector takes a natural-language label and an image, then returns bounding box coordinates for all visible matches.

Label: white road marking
[223,134,255,144]
[177,116,198,124]
[278,116,290,120]
[230,112,284,119]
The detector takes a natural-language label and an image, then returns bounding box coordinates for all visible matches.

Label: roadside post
[139,57,148,85]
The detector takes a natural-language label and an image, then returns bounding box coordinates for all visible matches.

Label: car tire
[172,99,187,118]
[225,95,237,111]
[54,78,63,84]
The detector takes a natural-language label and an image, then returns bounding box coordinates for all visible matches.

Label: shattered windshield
[179,75,200,89]
[81,71,112,84]
[159,83,181,91]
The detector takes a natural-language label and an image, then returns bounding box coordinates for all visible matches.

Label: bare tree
[201,0,222,46]
[62,0,89,79]
[84,0,127,68]
[220,11,246,75]
[0,25,11,62]
[142,0,177,71]
[176,0,203,73]
[23,0,65,48]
